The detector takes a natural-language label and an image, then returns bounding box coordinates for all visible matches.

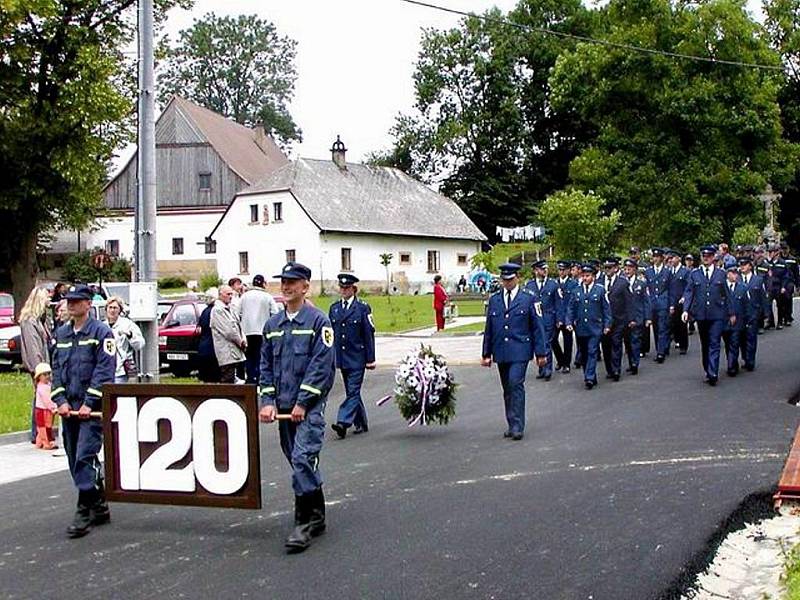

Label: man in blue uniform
[481,263,548,440]
[51,285,116,538]
[329,273,376,439]
[721,266,749,376]
[781,242,797,326]
[683,253,697,335]
[766,243,791,329]
[566,264,611,389]
[645,247,674,363]
[259,262,335,553]
[553,260,577,374]
[600,257,630,381]
[738,257,765,371]
[681,246,736,385]
[622,259,651,375]
[525,260,559,381]
[667,249,690,354]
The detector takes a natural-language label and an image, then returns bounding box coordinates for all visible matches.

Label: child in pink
[33,362,57,450]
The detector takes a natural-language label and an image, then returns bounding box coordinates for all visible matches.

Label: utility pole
[135,0,159,382]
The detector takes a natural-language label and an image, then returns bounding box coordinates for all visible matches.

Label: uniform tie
[505,290,512,310]
[705,267,710,280]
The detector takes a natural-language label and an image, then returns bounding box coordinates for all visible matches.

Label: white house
[50,96,289,278]
[208,140,487,294]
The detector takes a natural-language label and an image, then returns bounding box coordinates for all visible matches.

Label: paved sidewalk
[375,332,483,367]
[0,441,71,485]
[392,316,485,338]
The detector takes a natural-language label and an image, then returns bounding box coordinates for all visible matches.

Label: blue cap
[665,248,678,257]
[581,263,597,274]
[738,256,752,266]
[337,273,359,286]
[700,244,717,256]
[684,253,695,260]
[588,258,601,267]
[65,284,93,301]
[603,256,620,267]
[275,262,311,280]
[498,262,522,280]
[532,260,548,270]
[556,260,570,269]
[726,265,739,273]
[624,258,638,268]
[651,247,664,256]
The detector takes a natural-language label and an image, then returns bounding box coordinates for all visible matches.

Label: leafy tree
[0,0,189,310]
[382,0,596,238]
[550,0,798,248]
[62,250,132,284]
[538,190,620,259]
[732,223,765,247]
[160,13,301,149]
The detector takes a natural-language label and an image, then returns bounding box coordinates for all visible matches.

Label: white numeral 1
[112,396,141,490]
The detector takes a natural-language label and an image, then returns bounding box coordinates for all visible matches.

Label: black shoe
[67,490,96,539]
[777,325,783,330]
[679,349,687,355]
[727,369,738,377]
[510,433,524,441]
[285,495,313,553]
[543,374,551,381]
[706,376,718,386]
[629,367,638,375]
[574,362,581,369]
[331,423,347,439]
[535,374,545,379]
[353,425,368,435]
[655,354,665,363]
[585,380,595,390]
[90,483,111,526]
[612,374,620,382]
[765,324,775,330]
[561,367,570,374]
[503,431,512,438]
[308,488,326,538]
[554,365,563,373]
[744,365,755,372]
[605,374,616,380]
[785,322,793,327]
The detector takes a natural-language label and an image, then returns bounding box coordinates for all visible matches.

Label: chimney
[331,135,347,170]
[254,123,271,154]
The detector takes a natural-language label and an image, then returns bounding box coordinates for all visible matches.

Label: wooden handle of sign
[67,410,103,418]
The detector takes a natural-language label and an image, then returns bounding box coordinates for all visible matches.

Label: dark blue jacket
[645,265,673,312]
[669,266,690,310]
[605,274,632,325]
[741,273,767,322]
[51,317,116,410]
[482,288,548,363]
[768,258,792,291]
[328,297,376,370]
[259,303,335,410]
[725,281,750,331]
[524,278,559,325]
[629,278,651,325]
[682,266,735,321]
[566,283,612,337]
[197,304,214,358]
[556,277,578,324]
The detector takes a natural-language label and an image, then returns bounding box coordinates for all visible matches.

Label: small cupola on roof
[331,135,347,170]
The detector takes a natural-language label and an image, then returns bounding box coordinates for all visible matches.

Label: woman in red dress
[433,275,448,331]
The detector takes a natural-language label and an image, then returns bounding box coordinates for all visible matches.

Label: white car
[0,324,21,369]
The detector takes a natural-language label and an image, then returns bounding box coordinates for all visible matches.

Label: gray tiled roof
[240,158,487,241]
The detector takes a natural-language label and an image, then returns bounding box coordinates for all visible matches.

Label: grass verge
[0,371,34,435]
[782,538,800,599]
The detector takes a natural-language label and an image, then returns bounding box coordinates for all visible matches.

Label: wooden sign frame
[102,384,262,509]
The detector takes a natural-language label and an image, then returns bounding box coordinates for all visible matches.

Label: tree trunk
[10,230,39,319]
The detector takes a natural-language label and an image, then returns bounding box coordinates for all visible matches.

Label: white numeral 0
[112,396,249,494]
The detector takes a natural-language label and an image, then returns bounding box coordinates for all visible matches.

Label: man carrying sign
[258,262,335,553]
[51,285,116,538]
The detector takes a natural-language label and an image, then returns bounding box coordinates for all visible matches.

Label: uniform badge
[534,302,543,318]
[103,338,116,356]
[322,326,334,348]
[367,314,375,330]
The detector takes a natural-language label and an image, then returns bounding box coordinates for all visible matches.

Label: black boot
[285,495,313,553]
[67,490,95,539]
[91,481,111,526]
[308,488,326,537]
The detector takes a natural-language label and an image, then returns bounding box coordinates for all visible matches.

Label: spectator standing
[211,285,247,383]
[103,296,145,383]
[457,275,467,293]
[240,274,280,384]
[433,275,448,331]
[197,288,220,383]
[33,363,57,450]
[19,287,51,444]
[228,277,244,319]
[53,299,69,330]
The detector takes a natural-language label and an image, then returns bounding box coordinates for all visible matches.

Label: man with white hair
[211,285,246,383]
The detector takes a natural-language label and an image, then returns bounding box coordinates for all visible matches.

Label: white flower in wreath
[407,376,419,388]
[423,367,435,379]
[429,393,440,404]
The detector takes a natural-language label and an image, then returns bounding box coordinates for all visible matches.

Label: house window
[172,238,184,256]
[199,172,212,191]
[273,202,283,222]
[249,204,258,223]
[239,252,249,274]
[262,205,270,224]
[457,253,468,267]
[399,252,411,265]
[204,238,217,255]
[105,240,120,256]
[286,249,296,263]
[427,250,440,273]
[341,248,352,271]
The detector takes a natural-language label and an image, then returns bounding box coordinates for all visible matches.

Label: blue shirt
[482,288,548,363]
[566,283,612,337]
[681,265,735,321]
[329,297,376,370]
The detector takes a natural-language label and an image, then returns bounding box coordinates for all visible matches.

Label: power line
[399,0,784,72]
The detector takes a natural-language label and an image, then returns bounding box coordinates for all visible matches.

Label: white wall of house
[212,191,322,281]
[85,209,224,262]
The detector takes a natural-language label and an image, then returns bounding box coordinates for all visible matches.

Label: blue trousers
[336,368,368,429]
[61,411,103,492]
[651,308,671,356]
[278,401,326,495]
[539,318,555,376]
[552,324,573,369]
[624,324,642,368]
[697,319,725,380]
[722,328,743,372]
[576,335,601,383]
[497,361,529,435]
[742,319,758,368]
[601,321,625,376]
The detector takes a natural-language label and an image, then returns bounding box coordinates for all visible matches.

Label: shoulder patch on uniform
[534,301,543,318]
[103,338,116,357]
[322,326,334,348]
[367,313,375,329]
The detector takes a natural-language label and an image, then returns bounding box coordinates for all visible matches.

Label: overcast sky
[118,0,765,171]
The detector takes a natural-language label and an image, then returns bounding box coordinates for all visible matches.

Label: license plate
[167,353,189,361]
[0,358,11,365]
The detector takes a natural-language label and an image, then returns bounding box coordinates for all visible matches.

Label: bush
[538,190,620,260]
[62,249,132,283]
[158,276,187,289]
[732,223,763,248]
[199,271,222,291]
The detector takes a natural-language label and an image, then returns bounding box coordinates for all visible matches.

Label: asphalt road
[2,327,800,600]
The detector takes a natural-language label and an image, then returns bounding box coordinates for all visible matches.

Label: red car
[0,293,15,328]
[158,298,206,377]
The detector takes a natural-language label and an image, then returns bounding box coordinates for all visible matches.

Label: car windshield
[0,295,13,310]
[170,303,197,326]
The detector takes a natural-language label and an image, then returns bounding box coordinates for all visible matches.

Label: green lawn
[0,371,35,435]
[438,320,486,335]
[783,539,800,599]
[312,294,487,333]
